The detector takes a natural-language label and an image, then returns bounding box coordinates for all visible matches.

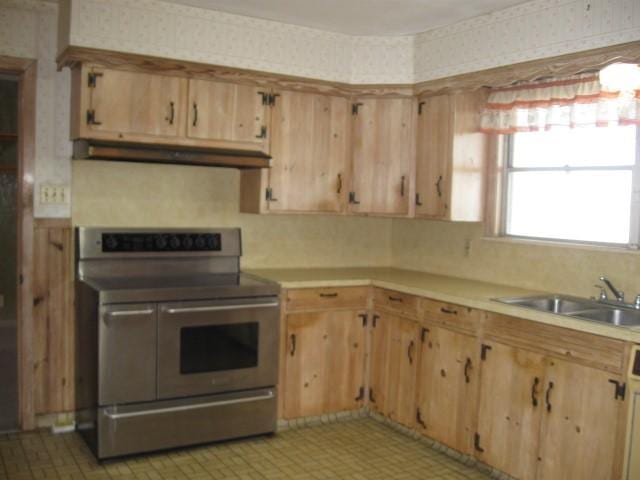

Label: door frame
[0,55,37,430]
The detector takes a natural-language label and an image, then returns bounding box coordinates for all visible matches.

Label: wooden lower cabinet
[283,309,367,418]
[415,326,479,454]
[536,359,625,480]
[475,341,546,480]
[369,312,420,428]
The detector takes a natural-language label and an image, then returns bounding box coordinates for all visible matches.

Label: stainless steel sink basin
[495,295,597,314]
[569,308,640,326]
[493,294,640,328]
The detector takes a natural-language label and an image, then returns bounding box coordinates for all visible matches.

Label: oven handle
[163,302,279,314]
[106,309,154,317]
[103,390,275,420]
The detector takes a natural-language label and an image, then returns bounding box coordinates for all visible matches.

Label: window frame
[499,126,640,249]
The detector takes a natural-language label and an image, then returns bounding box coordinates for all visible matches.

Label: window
[503,125,639,246]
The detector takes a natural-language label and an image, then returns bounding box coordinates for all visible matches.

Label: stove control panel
[101,233,221,252]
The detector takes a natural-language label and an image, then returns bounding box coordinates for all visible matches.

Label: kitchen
[1,0,640,479]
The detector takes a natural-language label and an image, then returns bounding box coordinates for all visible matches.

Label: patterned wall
[0,0,73,218]
[414,0,640,82]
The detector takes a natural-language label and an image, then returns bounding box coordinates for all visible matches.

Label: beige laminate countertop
[247,267,640,344]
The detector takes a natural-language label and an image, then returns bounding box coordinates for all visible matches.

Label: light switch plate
[40,185,70,205]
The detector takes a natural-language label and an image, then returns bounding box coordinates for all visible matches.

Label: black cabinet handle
[166,101,175,125]
[388,296,403,302]
[407,340,415,365]
[531,377,540,407]
[337,173,342,194]
[464,358,472,384]
[416,193,423,206]
[436,175,443,198]
[319,293,338,298]
[192,103,198,127]
[400,175,406,197]
[545,381,554,412]
[440,307,458,315]
[290,334,296,357]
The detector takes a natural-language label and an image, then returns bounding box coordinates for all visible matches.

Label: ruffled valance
[480,73,640,134]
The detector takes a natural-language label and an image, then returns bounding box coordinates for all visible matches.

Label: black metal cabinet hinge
[372,314,379,328]
[480,344,492,361]
[474,433,484,453]
[418,101,426,115]
[258,91,270,105]
[609,379,626,400]
[352,102,363,115]
[265,187,278,202]
[268,93,280,106]
[421,327,429,342]
[416,408,426,428]
[87,72,103,87]
[256,126,267,139]
[86,109,101,126]
[348,191,360,204]
[355,386,365,401]
[359,313,368,327]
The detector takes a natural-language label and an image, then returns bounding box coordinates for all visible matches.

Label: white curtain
[480,73,640,134]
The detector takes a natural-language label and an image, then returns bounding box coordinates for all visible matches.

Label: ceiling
[163,0,530,36]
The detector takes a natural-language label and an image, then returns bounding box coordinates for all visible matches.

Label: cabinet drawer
[373,288,419,318]
[421,298,480,334]
[285,287,369,311]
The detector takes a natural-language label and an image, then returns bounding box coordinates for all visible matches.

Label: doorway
[0,75,19,431]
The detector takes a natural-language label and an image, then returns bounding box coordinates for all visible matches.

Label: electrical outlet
[40,185,70,205]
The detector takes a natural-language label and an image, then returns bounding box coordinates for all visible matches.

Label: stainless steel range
[74,227,280,459]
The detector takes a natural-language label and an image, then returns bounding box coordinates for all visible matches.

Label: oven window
[180,323,258,374]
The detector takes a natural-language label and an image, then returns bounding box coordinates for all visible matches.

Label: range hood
[72,140,271,169]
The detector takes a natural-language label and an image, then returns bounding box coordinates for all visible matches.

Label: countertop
[247,267,640,343]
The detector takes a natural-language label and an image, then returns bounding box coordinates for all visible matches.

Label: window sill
[479,235,640,255]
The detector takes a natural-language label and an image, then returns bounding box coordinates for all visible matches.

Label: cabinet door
[350,98,414,216]
[369,312,420,428]
[536,359,625,480]
[476,341,545,480]
[415,94,451,218]
[415,326,479,454]
[187,79,269,152]
[87,67,187,138]
[268,91,350,212]
[283,310,366,418]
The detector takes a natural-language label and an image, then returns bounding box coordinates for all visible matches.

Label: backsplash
[391,219,640,299]
[72,161,393,269]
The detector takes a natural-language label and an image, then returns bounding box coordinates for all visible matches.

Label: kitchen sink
[569,308,640,326]
[494,294,640,328]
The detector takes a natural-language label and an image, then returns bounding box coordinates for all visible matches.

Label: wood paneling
[484,311,626,374]
[349,97,415,216]
[267,90,350,213]
[283,309,367,418]
[32,221,74,415]
[416,326,479,454]
[475,340,546,480]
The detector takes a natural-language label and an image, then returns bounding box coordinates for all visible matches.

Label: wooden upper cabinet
[283,309,367,418]
[186,79,269,153]
[71,65,188,141]
[536,359,625,480]
[415,90,488,221]
[369,312,420,428]
[475,341,545,480]
[415,326,479,455]
[349,98,415,216]
[267,90,350,212]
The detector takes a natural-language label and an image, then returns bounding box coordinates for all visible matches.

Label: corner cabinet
[415,90,488,221]
[240,90,351,214]
[348,97,415,216]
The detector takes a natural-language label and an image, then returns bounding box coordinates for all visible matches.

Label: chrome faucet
[599,276,624,302]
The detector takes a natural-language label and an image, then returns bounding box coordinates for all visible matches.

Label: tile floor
[0,418,490,480]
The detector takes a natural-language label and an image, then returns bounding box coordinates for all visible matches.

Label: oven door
[157,297,279,399]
